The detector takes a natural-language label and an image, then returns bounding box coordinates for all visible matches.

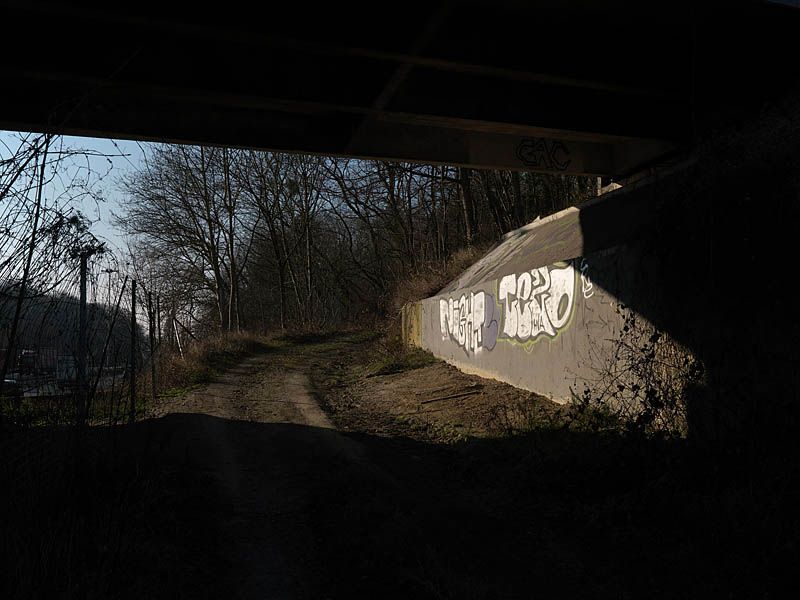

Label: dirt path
[134,333,551,599]
[4,332,791,598]
[6,331,781,599]
[99,331,768,600]
[145,350,372,599]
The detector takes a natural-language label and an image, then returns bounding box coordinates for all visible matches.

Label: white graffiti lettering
[439,291,498,353]
[580,258,594,299]
[498,264,577,342]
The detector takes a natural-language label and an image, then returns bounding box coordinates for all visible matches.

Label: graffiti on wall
[439,262,579,354]
[580,258,594,299]
[515,138,572,171]
[498,263,576,342]
[439,292,499,353]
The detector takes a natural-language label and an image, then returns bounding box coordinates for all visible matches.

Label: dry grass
[388,244,491,316]
[146,332,270,399]
[384,244,491,348]
[365,334,438,377]
[0,426,167,599]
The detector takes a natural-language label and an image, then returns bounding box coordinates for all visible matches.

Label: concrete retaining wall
[403,224,642,402]
[401,181,671,403]
[404,92,800,440]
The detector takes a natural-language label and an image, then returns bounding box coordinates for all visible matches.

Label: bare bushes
[388,243,491,317]
[148,332,268,397]
[576,305,704,437]
[366,334,437,377]
[383,244,490,352]
[0,427,164,599]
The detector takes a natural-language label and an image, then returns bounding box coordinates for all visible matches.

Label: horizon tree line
[117,145,597,337]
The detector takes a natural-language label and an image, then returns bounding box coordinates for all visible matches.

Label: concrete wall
[400,169,676,404]
[402,85,800,446]
[403,210,644,402]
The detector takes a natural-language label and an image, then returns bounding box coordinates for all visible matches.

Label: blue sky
[0,131,148,255]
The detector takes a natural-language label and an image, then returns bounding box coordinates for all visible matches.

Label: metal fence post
[77,252,88,426]
[129,279,137,424]
[156,295,162,347]
[148,291,156,404]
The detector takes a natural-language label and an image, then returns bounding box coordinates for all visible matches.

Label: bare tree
[118,144,594,335]
[117,145,256,332]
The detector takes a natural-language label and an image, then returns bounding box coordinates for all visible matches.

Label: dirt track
[90,332,792,600]
[151,354,334,428]
[144,348,381,598]
[132,334,586,599]
[2,333,794,598]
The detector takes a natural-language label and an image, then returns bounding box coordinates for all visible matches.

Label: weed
[147,331,272,403]
[576,304,703,438]
[367,341,437,377]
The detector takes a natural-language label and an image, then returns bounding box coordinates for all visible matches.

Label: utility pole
[148,291,156,404]
[173,302,183,359]
[156,295,162,347]
[129,279,137,424]
[76,252,88,426]
[99,267,117,422]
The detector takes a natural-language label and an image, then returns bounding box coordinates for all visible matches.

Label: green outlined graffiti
[496,261,578,352]
[437,261,581,354]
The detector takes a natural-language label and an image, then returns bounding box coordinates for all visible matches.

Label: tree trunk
[512,170,524,227]
[278,262,287,330]
[459,167,475,246]
[0,137,49,396]
[305,216,312,325]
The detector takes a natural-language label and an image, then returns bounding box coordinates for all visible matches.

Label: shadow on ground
[2,410,797,600]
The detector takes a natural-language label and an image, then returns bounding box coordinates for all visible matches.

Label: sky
[0,131,148,255]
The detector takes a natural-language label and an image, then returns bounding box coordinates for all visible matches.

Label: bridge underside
[0,1,798,175]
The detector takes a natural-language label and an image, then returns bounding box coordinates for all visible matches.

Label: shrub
[145,331,269,399]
